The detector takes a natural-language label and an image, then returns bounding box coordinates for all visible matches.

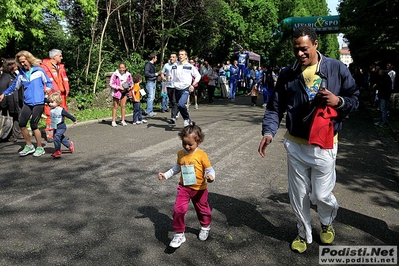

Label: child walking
[158,123,215,248]
[48,92,77,158]
[250,83,260,106]
[131,74,147,125]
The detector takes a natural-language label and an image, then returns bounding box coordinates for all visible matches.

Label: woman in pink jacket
[110,62,133,127]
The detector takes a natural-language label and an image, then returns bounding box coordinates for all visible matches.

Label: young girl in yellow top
[158,123,215,248]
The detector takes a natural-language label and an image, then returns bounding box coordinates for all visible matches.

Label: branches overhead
[338,0,399,66]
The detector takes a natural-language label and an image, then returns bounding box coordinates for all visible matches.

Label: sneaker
[19,145,35,156]
[51,150,62,158]
[183,119,192,127]
[291,236,307,253]
[169,233,186,248]
[33,147,45,157]
[199,226,210,241]
[121,120,128,126]
[194,104,199,109]
[141,119,148,124]
[176,112,180,119]
[69,141,74,153]
[133,121,142,125]
[111,121,117,127]
[168,118,176,124]
[320,224,335,244]
[146,112,157,117]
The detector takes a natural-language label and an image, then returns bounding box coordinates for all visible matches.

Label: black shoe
[168,119,176,124]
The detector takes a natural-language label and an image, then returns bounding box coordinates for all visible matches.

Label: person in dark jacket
[374,67,392,127]
[144,53,159,117]
[0,58,23,141]
[258,26,359,253]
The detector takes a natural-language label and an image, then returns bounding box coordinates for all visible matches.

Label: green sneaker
[291,236,307,253]
[19,145,35,156]
[33,147,45,157]
[320,224,335,244]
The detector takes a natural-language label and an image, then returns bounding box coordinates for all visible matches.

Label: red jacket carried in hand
[308,105,338,149]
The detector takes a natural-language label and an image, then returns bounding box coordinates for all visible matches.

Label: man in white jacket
[171,50,201,127]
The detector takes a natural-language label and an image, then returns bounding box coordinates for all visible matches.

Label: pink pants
[172,184,212,233]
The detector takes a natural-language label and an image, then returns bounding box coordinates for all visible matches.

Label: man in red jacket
[41,49,70,142]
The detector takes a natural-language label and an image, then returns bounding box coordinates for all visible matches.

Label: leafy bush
[75,92,94,110]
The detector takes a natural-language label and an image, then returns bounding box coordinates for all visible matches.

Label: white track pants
[284,139,339,244]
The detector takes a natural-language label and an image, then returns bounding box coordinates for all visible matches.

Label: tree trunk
[85,0,100,84]
[117,9,129,58]
[93,0,129,94]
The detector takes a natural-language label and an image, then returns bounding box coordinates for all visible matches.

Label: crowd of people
[0,49,73,158]
[0,25,396,253]
[105,46,284,129]
[350,62,396,127]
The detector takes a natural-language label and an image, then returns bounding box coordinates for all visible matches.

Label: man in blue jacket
[258,26,359,253]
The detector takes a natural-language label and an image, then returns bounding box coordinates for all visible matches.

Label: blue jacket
[243,67,251,78]
[262,51,359,140]
[229,65,240,80]
[3,66,53,106]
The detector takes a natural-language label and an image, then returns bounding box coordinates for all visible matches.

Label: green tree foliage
[0,0,61,55]
[1,0,344,101]
[338,0,399,67]
[270,0,339,67]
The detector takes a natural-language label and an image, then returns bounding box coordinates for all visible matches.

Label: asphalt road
[1,95,398,266]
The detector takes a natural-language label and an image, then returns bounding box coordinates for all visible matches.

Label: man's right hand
[258,135,273,158]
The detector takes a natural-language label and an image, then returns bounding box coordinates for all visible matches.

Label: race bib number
[181,165,197,185]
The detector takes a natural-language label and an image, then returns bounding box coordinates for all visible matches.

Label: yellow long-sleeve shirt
[164,148,215,191]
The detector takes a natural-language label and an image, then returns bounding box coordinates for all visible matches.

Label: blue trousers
[378,98,388,125]
[175,87,190,121]
[145,81,156,114]
[161,94,169,111]
[132,101,143,123]
[229,79,237,99]
[53,127,71,151]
